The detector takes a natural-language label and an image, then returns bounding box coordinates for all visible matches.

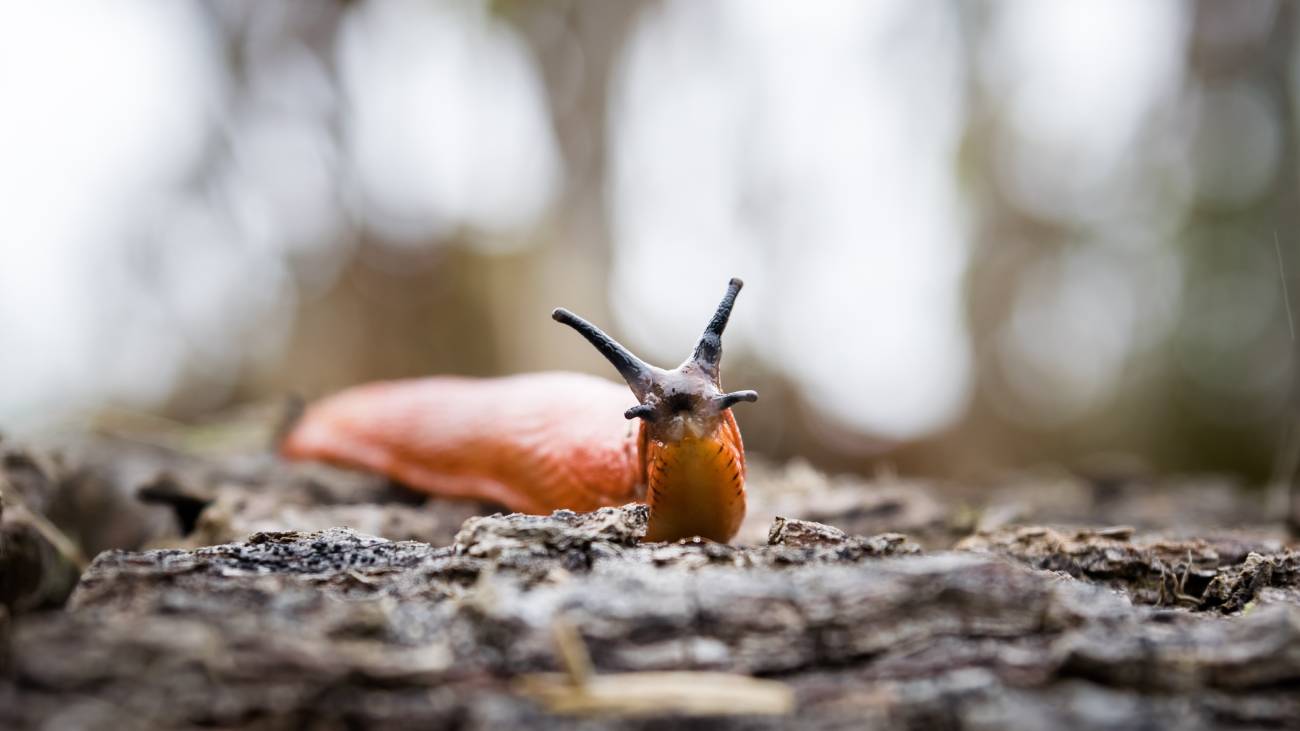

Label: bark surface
[1,437,1298,729]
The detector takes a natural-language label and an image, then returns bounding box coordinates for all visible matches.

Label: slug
[280,278,757,543]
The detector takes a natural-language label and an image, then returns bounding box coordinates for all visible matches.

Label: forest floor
[2,426,1299,730]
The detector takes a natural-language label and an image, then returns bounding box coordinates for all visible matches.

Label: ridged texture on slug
[642,410,746,543]
[281,372,644,514]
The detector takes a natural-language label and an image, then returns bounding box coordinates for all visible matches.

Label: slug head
[552,278,758,442]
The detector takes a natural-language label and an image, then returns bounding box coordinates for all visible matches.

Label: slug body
[281,279,757,543]
[640,407,746,543]
[281,373,644,513]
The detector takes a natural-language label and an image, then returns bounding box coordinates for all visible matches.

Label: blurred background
[1,0,1298,485]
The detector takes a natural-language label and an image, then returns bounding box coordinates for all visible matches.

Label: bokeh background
[2,0,1299,484]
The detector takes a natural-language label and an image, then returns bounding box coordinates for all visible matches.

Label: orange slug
[280,278,757,543]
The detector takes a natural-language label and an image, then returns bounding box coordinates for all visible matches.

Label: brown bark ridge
[2,504,1299,729]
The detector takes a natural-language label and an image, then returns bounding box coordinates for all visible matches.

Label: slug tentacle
[691,277,743,381]
[715,390,759,410]
[551,308,655,399]
[624,403,656,421]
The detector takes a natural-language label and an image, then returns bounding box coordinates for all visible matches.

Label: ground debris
[454,505,649,559]
[0,450,84,613]
[1,506,1298,729]
[743,459,953,546]
[1201,550,1300,613]
[767,516,919,560]
[517,671,796,717]
[131,448,491,549]
[5,435,1300,729]
[958,525,1300,612]
[516,617,796,717]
